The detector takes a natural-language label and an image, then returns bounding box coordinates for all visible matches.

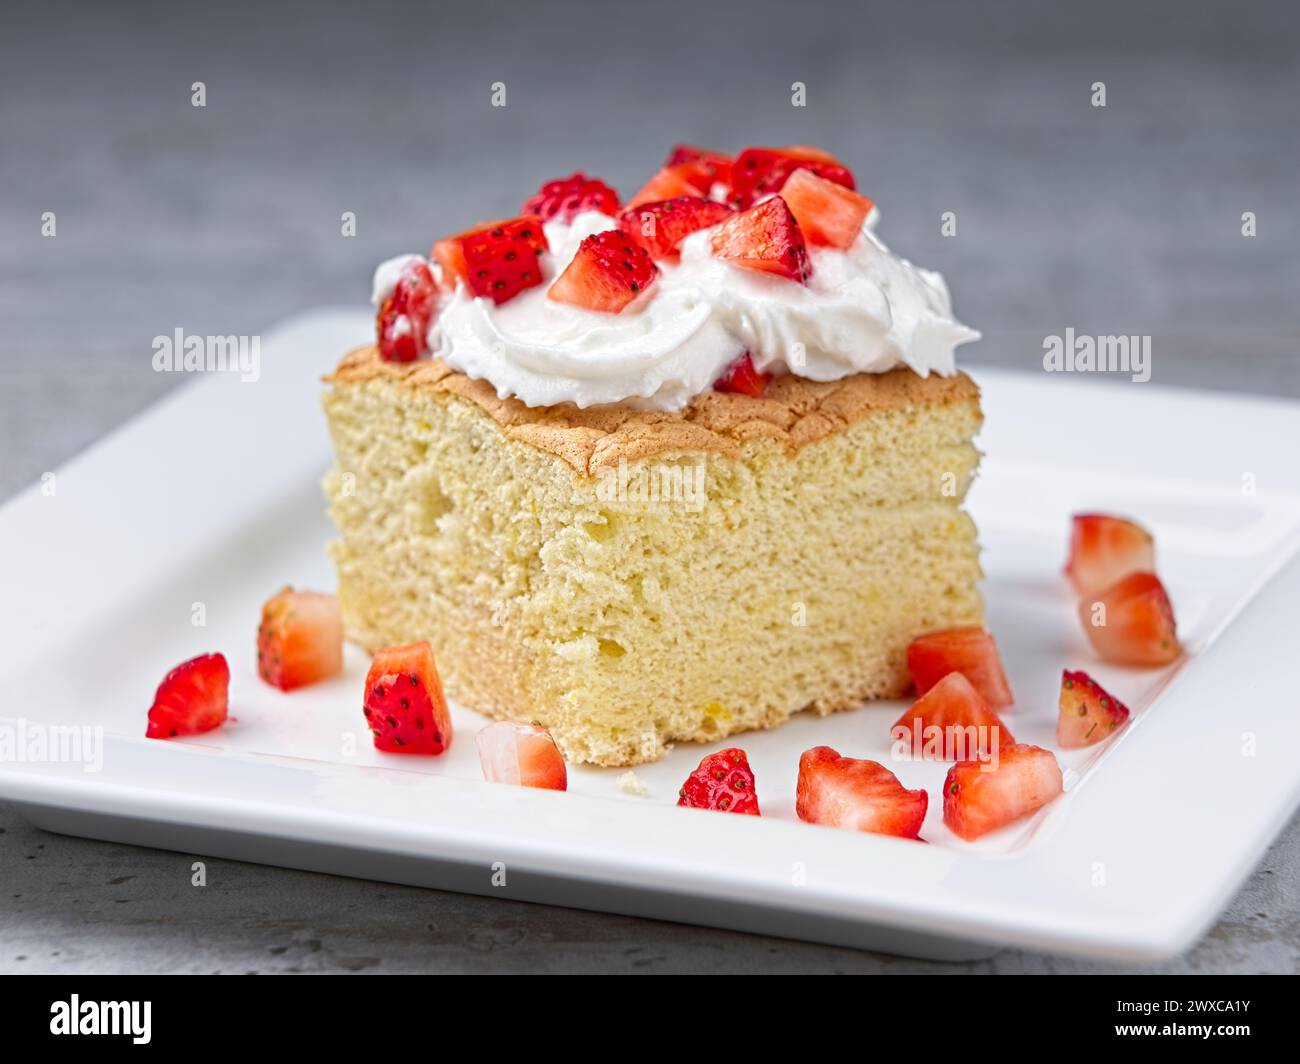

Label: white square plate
[2,310,1298,961]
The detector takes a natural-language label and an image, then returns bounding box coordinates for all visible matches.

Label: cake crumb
[617,771,648,797]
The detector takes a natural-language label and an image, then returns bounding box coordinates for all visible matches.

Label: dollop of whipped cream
[372,209,979,411]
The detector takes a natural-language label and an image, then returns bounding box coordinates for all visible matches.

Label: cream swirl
[375,208,979,410]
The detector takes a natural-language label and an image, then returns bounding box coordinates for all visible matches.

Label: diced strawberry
[1057,669,1130,748]
[778,168,874,249]
[256,586,343,692]
[729,145,856,209]
[1078,571,1181,667]
[677,748,760,814]
[1066,513,1156,595]
[476,721,567,791]
[796,746,927,838]
[627,162,714,208]
[942,743,1062,841]
[146,652,230,739]
[548,229,659,313]
[375,258,437,362]
[362,641,452,754]
[714,353,770,397]
[710,197,812,284]
[892,672,1015,761]
[665,144,734,191]
[431,216,548,305]
[907,626,1014,709]
[617,196,734,260]
[522,172,620,224]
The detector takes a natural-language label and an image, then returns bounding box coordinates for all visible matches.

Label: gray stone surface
[1,0,1297,973]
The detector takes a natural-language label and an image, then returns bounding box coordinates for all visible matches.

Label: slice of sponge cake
[323,344,984,767]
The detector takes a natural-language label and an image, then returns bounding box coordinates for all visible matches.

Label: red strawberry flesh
[522,172,620,224]
[476,721,568,790]
[1078,571,1180,667]
[432,216,548,305]
[1066,513,1156,595]
[617,196,733,260]
[892,672,1014,760]
[943,743,1062,841]
[796,746,927,838]
[548,229,659,313]
[714,353,770,397]
[710,196,812,284]
[257,586,343,692]
[907,626,1015,709]
[376,258,437,362]
[677,748,760,814]
[146,652,230,739]
[363,641,452,754]
[1057,669,1130,748]
[729,145,856,209]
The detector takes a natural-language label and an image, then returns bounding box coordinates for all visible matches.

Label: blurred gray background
[1,0,1298,973]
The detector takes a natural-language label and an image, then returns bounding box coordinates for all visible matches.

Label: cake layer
[323,351,984,766]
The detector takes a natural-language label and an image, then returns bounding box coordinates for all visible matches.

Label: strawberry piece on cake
[664,144,734,191]
[714,353,771,397]
[677,748,760,814]
[375,257,437,363]
[1066,513,1156,595]
[476,721,568,790]
[146,652,230,739]
[362,641,452,754]
[906,626,1014,709]
[942,743,1063,841]
[1057,669,1130,748]
[522,172,621,224]
[432,216,548,305]
[1078,571,1180,667]
[729,145,856,209]
[796,746,928,838]
[892,672,1015,760]
[257,586,343,691]
[627,161,715,207]
[617,196,734,260]
[548,229,659,313]
[710,197,813,284]
[779,168,874,249]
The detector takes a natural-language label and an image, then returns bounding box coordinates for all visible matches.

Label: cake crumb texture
[323,355,985,766]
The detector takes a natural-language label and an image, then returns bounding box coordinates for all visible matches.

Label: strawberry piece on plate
[1057,669,1130,748]
[710,197,813,284]
[892,672,1015,760]
[678,748,760,814]
[432,216,548,305]
[1078,571,1181,667]
[146,652,230,739]
[906,626,1014,709]
[714,353,771,397]
[375,257,437,362]
[617,196,734,259]
[729,145,856,208]
[665,144,734,191]
[548,229,659,313]
[796,746,928,838]
[257,586,343,691]
[778,167,874,249]
[363,641,452,754]
[1066,513,1156,595]
[476,721,568,791]
[943,743,1063,841]
[627,162,714,208]
[522,172,620,224]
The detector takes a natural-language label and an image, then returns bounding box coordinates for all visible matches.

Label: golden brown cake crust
[327,345,980,476]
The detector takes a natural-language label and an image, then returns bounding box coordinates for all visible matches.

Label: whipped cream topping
[373,208,979,411]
